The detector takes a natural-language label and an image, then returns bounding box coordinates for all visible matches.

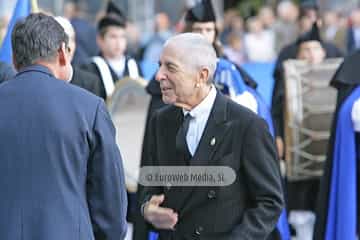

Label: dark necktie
[176,113,192,155]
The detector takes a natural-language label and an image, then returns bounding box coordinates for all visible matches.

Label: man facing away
[0,13,127,240]
[140,33,284,240]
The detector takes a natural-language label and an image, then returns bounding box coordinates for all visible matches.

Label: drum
[283,58,342,180]
[107,77,151,192]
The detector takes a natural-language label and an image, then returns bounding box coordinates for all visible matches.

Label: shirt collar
[183,85,217,118]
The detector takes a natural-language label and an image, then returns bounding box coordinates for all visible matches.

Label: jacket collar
[17,64,54,77]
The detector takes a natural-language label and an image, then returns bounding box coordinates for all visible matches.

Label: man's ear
[58,43,67,67]
[199,67,210,85]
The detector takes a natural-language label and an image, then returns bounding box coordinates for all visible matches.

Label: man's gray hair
[164,33,217,84]
[54,16,75,40]
[11,13,69,69]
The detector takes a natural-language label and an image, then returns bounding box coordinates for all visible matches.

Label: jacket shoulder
[225,97,263,127]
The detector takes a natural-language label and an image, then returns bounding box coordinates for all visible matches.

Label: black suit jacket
[80,61,119,100]
[141,92,284,240]
[80,56,142,100]
[71,67,102,97]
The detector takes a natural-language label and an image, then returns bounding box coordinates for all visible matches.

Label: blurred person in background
[272,23,334,239]
[244,16,276,62]
[141,12,173,63]
[220,11,245,46]
[321,10,347,52]
[272,4,343,162]
[219,9,240,44]
[299,12,316,35]
[273,1,299,53]
[55,16,101,97]
[258,6,276,30]
[346,8,360,54]
[296,30,326,64]
[63,1,76,19]
[64,1,99,65]
[81,1,141,100]
[299,0,318,24]
[125,21,142,61]
[223,31,247,67]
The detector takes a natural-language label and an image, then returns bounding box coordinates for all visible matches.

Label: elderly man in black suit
[139,33,284,240]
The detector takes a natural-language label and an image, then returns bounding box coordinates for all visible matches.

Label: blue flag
[242,62,276,108]
[0,0,31,64]
[325,86,360,240]
[214,58,247,95]
[148,231,159,240]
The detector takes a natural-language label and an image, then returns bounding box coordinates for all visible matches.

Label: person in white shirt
[244,16,276,62]
[81,1,141,100]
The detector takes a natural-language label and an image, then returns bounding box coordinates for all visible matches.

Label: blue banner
[325,86,360,240]
[0,0,31,64]
[241,62,276,108]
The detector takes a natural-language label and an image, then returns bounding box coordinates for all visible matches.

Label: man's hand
[276,137,284,159]
[144,194,178,230]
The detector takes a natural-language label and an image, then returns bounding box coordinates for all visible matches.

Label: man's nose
[155,68,165,82]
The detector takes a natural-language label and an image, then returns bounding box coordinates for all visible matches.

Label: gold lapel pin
[210,137,216,146]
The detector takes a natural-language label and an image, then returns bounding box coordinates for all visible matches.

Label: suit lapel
[190,93,230,166]
[160,107,189,212]
[161,107,188,166]
[176,93,232,215]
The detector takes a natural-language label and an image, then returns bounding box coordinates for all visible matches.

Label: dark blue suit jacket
[0,65,127,240]
[0,60,16,83]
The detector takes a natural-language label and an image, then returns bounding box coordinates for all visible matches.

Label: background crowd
[2,0,360,80]
[0,1,359,240]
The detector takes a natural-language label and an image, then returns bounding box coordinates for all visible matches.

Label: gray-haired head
[164,32,217,83]
[54,16,75,40]
[54,16,76,61]
[11,13,69,69]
